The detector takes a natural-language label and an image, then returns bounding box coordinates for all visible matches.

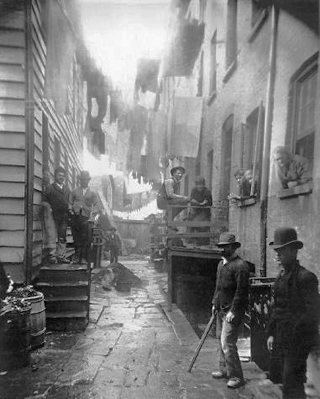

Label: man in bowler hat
[156,166,190,220]
[211,233,249,389]
[69,171,99,264]
[267,227,319,399]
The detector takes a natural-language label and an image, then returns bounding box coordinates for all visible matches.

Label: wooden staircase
[35,263,90,331]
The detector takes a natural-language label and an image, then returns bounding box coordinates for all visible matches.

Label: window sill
[207,90,217,106]
[223,59,237,84]
[277,182,313,199]
[247,9,269,43]
[237,197,257,208]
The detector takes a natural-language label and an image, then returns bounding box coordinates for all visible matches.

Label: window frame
[279,53,318,199]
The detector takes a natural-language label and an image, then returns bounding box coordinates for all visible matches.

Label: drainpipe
[260,5,279,277]
[25,0,35,284]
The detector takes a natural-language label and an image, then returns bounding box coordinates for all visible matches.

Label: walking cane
[187,312,216,373]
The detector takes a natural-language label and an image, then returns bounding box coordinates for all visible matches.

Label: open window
[279,54,318,199]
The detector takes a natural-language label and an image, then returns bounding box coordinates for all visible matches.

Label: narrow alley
[0,257,281,399]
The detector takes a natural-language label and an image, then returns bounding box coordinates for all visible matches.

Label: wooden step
[35,281,89,299]
[38,264,89,283]
[45,296,89,313]
[46,311,88,332]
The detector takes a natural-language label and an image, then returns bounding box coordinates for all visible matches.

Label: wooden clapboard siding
[0,215,24,231]
[28,0,85,277]
[0,7,26,282]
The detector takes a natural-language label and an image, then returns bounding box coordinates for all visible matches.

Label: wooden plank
[0,46,24,64]
[32,254,42,267]
[33,66,44,95]
[0,99,24,115]
[33,221,42,231]
[0,115,25,132]
[0,132,25,149]
[32,32,46,65]
[168,221,212,228]
[0,247,25,263]
[0,11,24,30]
[0,231,25,246]
[34,190,42,204]
[0,81,25,99]
[33,230,43,241]
[0,181,24,197]
[0,165,25,182]
[34,160,42,178]
[0,198,24,214]
[167,232,212,238]
[0,30,24,47]
[0,148,25,165]
[0,64,24,82]
[31,2,46,55]
[34,146,42,163]
[0,215,24,231]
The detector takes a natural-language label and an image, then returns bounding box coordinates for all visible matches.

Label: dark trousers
[216,310,244,380]
[54,216,68,243]
[165,198,189,220]
[71,215,89,260]
[271,346,308,399]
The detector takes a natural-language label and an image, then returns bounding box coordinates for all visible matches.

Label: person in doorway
[211,232,249,389]
[69,171,99,264]
[188,176,212,245]
[43,167,71,264]
[273,146,312,189]
[267,227,319,399]
[156,166,190,220]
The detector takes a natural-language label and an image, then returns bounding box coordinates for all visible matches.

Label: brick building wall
[195,0,319,278]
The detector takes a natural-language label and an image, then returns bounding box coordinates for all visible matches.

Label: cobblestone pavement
[0,256,282,399]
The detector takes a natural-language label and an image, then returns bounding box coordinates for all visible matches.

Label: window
[251,0,265,26]
[209,31,217,96]
[226,0,237,69]
[294,69,317,164]
[287,56,318,172]
[243,106,264,171]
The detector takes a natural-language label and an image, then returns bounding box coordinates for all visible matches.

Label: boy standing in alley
[43,167,71,264]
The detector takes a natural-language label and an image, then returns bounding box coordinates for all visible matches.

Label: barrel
[22,292,46,349]
[0,307,31,371]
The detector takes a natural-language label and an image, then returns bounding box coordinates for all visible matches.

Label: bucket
[0,307,31,371]
[22,292,46,349]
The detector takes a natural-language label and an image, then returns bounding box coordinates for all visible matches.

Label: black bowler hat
[217,232,241,248]
[170,166,186,176]
[269,227,303,250]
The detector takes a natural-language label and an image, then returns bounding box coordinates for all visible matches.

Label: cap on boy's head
[79,170,91,180]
